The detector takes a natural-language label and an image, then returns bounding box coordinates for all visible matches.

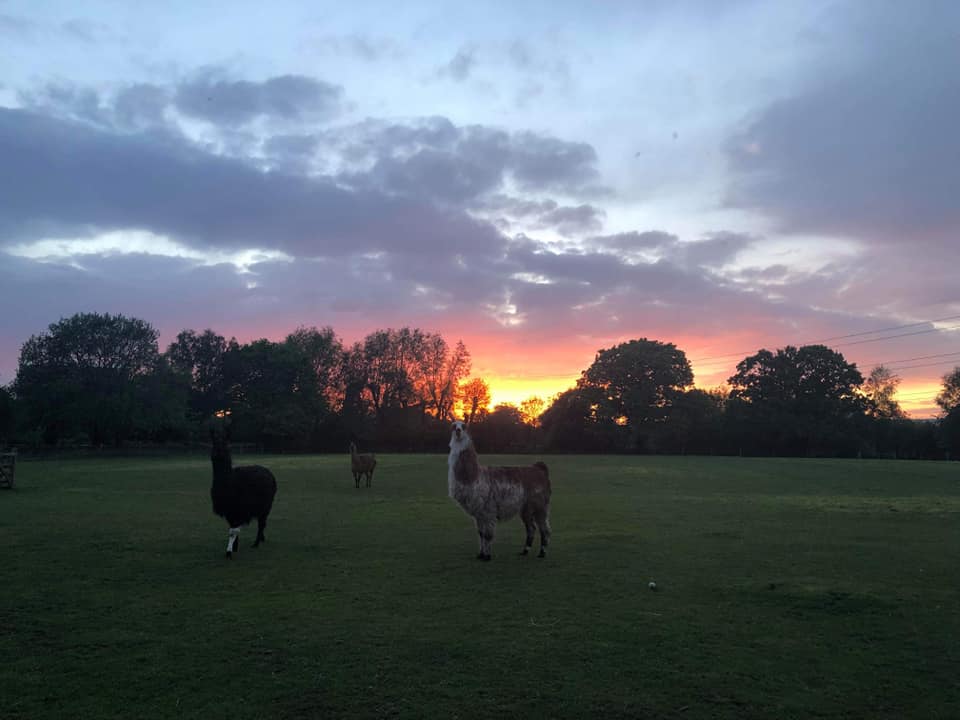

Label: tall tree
[935,367,960,415]
[221,338,314,448]
[728,344,866,456]
[284,326,344,411]
[459,377,491,424]
[358,328,429,417]
[540,385,617,452]
[665,388,725,455]
[936,367,960,457]
[576,338,694,451]
[418,337,471,421]
[474,403,529,452]
[14,313,165,445]
[519,396,546,426]
[165,329,229,419]
[863,365,905,419]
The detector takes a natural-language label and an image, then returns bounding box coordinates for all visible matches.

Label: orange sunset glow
[466,331,955,420]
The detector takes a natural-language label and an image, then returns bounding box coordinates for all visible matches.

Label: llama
[210,421,277,558]
[349,442,376,488]
[447,420,551,561]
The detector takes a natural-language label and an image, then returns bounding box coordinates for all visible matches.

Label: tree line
[1,312,958,459]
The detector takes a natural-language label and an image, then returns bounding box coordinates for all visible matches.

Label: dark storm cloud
[483,196,560,218]
[725,2,960,246]
[587,230,751,267]
[483,196,605,236]
[174,72,343,126]
[667,231,753,268]
[19,82,105,124]
[509,132,605,195]
[0,107,504,258]
[537,204,605,236]
[113,84,169,129]
[341,119,606,203]
[262,133,322,172]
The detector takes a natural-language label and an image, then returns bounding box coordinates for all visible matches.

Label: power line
[837,324,960,348]
[863,350,960,367]
[879,359,960,372]
[692,325,960,370]
[697,351,960,382]
[689,313,960,364]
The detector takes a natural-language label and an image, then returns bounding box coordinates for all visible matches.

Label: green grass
[1,454,958,719]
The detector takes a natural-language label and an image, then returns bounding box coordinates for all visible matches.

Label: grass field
[1,453,958,719]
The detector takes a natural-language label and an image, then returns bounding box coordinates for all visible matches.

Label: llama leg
[226,527,240,557]
[354,472,360,489]
[253,515,267,547]
[475,518,494,561]
[521,508,536,555]
[535,510,552,558]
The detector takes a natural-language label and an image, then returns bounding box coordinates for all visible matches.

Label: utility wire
[863,351,960,367]
[692,325,960,369]
[689,313,960,364]
[879,359,960,372]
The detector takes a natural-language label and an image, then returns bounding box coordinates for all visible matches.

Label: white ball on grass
[648,581,657,590]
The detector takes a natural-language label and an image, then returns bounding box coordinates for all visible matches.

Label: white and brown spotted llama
[447,420,551,561]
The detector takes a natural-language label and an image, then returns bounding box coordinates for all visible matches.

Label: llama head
[209,415,232,463]
[449,420,472,452]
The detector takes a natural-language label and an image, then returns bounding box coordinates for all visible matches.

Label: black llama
[210,418,277,558]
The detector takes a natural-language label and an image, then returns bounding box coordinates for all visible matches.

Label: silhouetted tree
[728,345,866,456]
[222,339,315,449]
[165,329,229,420]
[14,313,165,446]
[936,367,960,457]
[418,337,470,421]
[355,328,431,418]
[519,396,546,427]
[540,385,619,452]
[459,377,491,424]
[863,365,905,419]
[577,338,693,452]
[473,403,530,452]
[664,388,725,455]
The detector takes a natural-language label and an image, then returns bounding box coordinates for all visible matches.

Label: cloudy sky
[2,0,958,415]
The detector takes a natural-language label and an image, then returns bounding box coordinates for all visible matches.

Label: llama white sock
[227,527,240,553]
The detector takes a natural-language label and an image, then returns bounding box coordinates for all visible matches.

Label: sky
[1,0,958,417]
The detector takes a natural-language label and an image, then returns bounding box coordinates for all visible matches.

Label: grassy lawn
[1,453,958,719]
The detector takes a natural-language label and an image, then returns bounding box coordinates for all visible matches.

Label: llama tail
[533,461,548,475]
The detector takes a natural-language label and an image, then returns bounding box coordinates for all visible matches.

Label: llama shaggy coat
[210,427,277,557]
[447,421,551,560]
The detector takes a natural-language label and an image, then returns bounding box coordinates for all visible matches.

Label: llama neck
[452,443,481,484]
[211,450,233,485]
